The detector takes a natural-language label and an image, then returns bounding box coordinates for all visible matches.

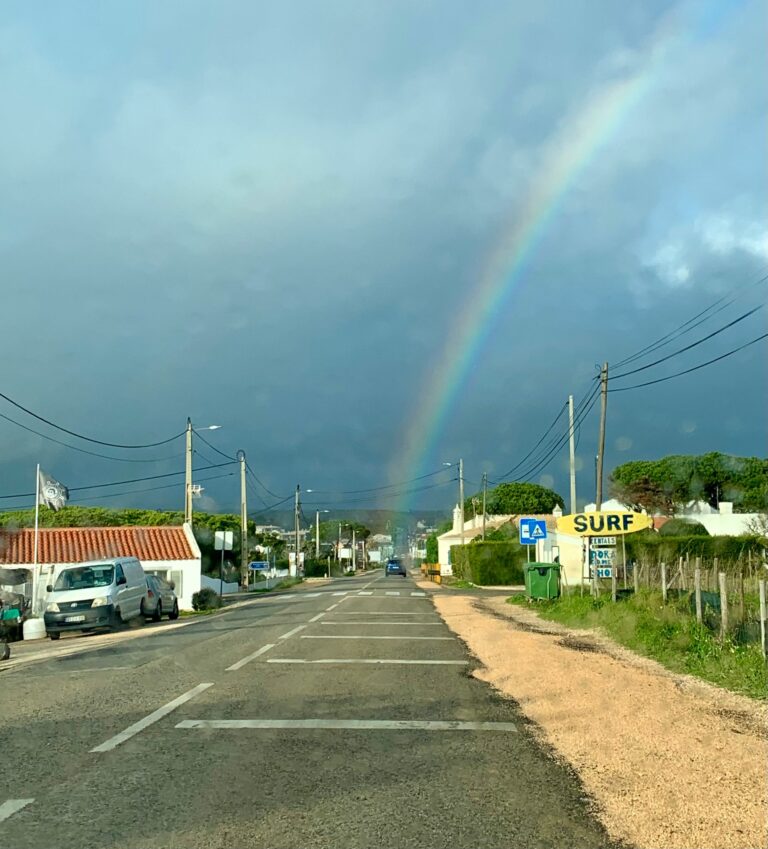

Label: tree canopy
[465,482,564,517]
[610,453,768,515]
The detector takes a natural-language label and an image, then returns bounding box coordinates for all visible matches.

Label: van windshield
[53,566,115,591]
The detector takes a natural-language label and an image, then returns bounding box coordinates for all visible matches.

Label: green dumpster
[525,563,561,600]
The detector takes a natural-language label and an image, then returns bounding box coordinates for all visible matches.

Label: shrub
[659,518,709,537]
[450,541,526,585]
[191,587,222,611]
[303,560,330,578]
[425,534,438,564]
[623,533,763,564]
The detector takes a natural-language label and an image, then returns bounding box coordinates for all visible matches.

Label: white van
[43,557,147,640]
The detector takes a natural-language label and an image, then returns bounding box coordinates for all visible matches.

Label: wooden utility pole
[459,458,465,548]
[482,472,487,540]
[595,363,609,510]
[568,394,577,514]
[293,484,301,577]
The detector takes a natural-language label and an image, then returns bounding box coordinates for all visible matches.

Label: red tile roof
[0,526,196,565]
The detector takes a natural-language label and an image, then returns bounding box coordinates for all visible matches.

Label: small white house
[0,524,202,610]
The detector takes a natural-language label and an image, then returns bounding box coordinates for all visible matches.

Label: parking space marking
[91,683,213,752]
[301,635,453,641]
[0,799,34,824]
[267,658,467,666]
[177,719,516,732]
[309,612,325,622]
[278,625,306,641]
[226,644,276,671]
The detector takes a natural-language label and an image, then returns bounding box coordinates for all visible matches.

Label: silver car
[143,574,180,621]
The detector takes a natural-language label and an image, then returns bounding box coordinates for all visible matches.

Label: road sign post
[214,530,234,597]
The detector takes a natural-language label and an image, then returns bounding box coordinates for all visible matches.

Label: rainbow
[391,14,685,510]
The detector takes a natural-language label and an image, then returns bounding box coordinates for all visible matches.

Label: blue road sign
[248,561,270,570]
[519,518,547,545]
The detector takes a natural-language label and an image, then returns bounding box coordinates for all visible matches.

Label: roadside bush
[623,533,763,565]
[425,534,438,564]
[450,541,525,585]
[303,560,330,578]
[191,587,222,611]
[659,518,709,536]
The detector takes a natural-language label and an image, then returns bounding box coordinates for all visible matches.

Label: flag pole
[33,464,40,613]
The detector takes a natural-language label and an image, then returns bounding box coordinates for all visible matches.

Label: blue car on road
[385,558,407,577]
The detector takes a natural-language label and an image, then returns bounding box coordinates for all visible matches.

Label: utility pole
[595,363,609,510]
[481,472,487,540]
[315,511,321,560]
[568,394,577,514]
[293,484,301,578]
[352,527,357,572]
[337,522,341,563]
[238,451,247,590]
[184,418,193,525]
[459,458,465,548]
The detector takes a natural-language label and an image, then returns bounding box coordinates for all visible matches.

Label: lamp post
[185,420,222,525]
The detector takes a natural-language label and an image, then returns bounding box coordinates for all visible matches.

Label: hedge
[191,587,222,611]
[450,541,526,585]
[623,533,764,564]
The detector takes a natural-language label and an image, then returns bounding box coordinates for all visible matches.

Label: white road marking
[308,612,325,622]
[303,593,322,598]
[90,683,213,752]
[385,591,401,596]
[332,592,348,596]
[301,635,453,641]
[176,719,516,732]
[267,659,467,666]
[332,612,438,616]
[278,625,306,641]
[326,603,340,611]
[226,644,276,671]
[321,621,444,626]
[0,799,34,823]
[410,592,426,597]
[357,591,373,596]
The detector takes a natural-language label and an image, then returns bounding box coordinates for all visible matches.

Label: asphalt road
[0,571,618,849]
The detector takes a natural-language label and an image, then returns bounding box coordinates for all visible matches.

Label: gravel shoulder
[431,591,767,849]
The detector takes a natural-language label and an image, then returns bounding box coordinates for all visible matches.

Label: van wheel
[152,602,162,622]
[49,633,61,641]
[111,608,123,629]
[169,601,179,620]
[1,641,10,660]
[140,599,146,618]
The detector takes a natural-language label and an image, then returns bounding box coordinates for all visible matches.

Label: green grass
[509,589,768,700]
[248,577,304,594]
[179,608,219,617]
[442,578,476,589]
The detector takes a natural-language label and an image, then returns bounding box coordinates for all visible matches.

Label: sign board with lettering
[590,548,615,566]
[591,536,616,547]
[556,511,653,537]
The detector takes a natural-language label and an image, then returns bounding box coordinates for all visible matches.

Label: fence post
[739,568,745,623]
[611,567,617,603]
[661,561,667,603]
[633,556,639,595]
[711,557,718,592]
[759,580,766,659]
[718,572,728,640]
[694,567,702,624]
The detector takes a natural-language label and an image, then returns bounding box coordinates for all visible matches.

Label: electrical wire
[304,467,456,496]
[304,478,457,507]
[193,429,237,462]
[613,270,768,370]
[251,492,296,514]
[492,402,568,481]
[609,331,768,393]
[610,304,764,381]
[0,461,235,500]
[245,461,289,499]
[0,390,185,448]
[0,411,184,464]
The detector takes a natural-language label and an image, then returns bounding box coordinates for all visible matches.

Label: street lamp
[314,509,330,559]
[185,419,223,524]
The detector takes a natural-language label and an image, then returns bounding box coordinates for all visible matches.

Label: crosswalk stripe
[385,591,400,596]
[410,592,426,597]
[358,591,373,596]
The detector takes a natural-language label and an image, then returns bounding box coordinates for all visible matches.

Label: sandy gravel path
[432,592,767,849]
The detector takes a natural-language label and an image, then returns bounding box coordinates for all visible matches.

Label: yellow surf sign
[556,511,653,537]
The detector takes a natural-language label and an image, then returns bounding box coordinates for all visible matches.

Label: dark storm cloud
[0,0,764,513]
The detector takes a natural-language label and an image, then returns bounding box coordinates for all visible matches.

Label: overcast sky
[1,0,765,517]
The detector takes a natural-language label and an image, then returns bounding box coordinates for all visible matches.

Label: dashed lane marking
[309,612,325,623]
[332,592,349,597]
[410,592,426,597]
[226,644,276,671]
[91,683,213,752]
[385,591,400,596]
[358,591,373,596]
[277,625,306,641]
[0,799,34,824]
[176,719,516,732]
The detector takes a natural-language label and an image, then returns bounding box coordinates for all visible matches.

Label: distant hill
[251,509,448,534]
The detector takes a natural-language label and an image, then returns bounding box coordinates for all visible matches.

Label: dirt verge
[432,593,767,849]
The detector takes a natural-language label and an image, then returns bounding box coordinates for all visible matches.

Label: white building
[0,524,202,610]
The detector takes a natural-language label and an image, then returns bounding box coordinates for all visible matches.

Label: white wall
[200,574,239,595]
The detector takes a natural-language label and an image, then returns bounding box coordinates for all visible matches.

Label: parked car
[44,557,147,640]
[144,574,180,621]
[385,558,407,577]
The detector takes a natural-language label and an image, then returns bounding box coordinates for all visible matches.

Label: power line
[304,467,455,496]
[193,429,237,462]
[613,270,768,370]
[0,411,184,464]
[609,331,768,393]
[304,478,457,507]
[250,492,296,514]
[0,461,234,500]
[245,461,288,499]
[0,390,185,448]
[611,304,764,381]
[492,402,568,481]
